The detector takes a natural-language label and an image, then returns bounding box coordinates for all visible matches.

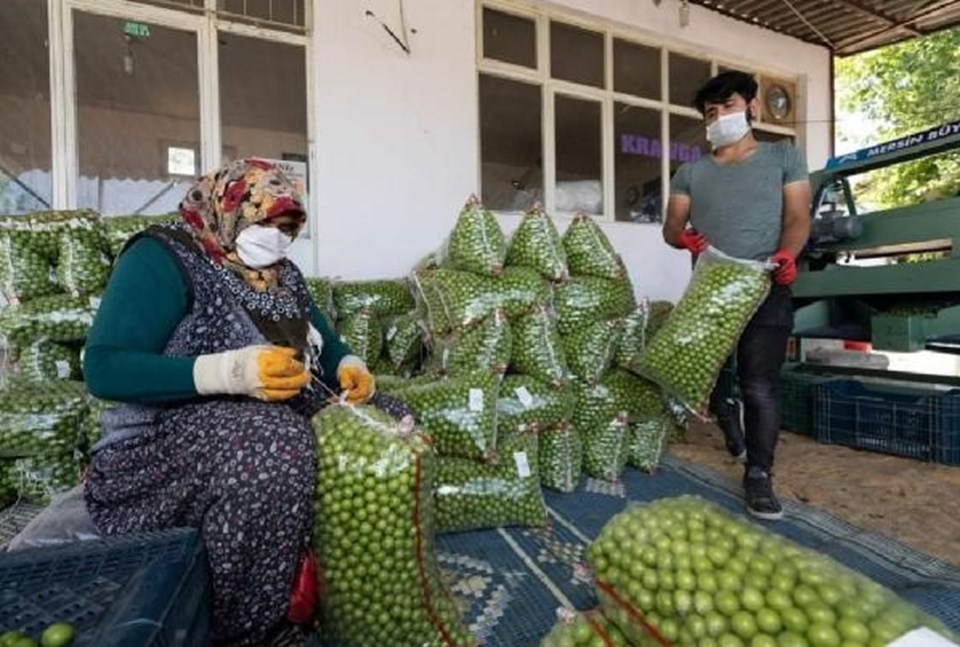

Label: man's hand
[770,250,797,285]
[679,229,709,255]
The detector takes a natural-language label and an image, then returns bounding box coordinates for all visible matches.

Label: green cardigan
[83,236,349,403]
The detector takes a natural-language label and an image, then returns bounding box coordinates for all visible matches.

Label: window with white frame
[134,0,307,30]
[477,2,799,223]
[0,0,310,216]
[0,0,53,213]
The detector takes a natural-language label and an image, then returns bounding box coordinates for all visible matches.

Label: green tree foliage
[836,28,960,209]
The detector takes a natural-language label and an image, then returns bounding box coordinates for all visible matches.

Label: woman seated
[83,158,374,646]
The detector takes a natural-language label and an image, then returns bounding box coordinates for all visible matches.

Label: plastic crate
[779,368,835,436]
[713,364,828,436]
[0,528,211,646]
[813,380,960,464]
[939,396,960,466]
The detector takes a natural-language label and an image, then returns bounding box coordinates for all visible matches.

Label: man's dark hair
[693,71,758,115]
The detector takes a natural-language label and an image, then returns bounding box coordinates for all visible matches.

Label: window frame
[42,0,314,242]
[476,0,801,223]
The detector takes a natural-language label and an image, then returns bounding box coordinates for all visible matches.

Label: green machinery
[791,119,960,384]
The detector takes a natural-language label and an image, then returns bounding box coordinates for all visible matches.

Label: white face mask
[235,225,294,269]
[706,110,751,148]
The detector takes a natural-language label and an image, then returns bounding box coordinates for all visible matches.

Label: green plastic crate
[872,313,928,352]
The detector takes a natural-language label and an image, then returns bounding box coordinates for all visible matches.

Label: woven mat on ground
[433,455,960,646]
[4,456,958,645]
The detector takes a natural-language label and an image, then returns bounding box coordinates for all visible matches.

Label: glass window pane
[615,104,662,223]
[479,74,542,212]
[0,0,52,214]
[219,0,306,28]
[555,94,602,215]
[75,12,199,216]
[550,22,604,89]
[135,0,204,10]
[613,39,660,100]
[483,8,536,69]
[220,33,307,171]
[669,114,708,180]
[669,53,711,107]
[719,65,752,76]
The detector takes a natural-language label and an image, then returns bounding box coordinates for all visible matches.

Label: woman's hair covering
[178,158,306,291]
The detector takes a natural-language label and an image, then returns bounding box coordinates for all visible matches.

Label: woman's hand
[337,358,375,404]
[193,345,310,401]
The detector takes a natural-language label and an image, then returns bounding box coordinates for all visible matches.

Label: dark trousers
[710,285,794,472]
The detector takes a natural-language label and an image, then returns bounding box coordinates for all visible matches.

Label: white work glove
[193,345,310,401]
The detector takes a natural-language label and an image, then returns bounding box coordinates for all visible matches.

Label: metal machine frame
[791,120,960,384]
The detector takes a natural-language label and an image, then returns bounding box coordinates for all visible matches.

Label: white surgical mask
[706,110,751,148]
[235,225,293,269]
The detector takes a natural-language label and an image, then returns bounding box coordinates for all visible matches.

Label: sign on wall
[620,134,703,163]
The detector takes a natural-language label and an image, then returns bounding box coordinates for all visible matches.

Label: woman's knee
[181,401,316,493]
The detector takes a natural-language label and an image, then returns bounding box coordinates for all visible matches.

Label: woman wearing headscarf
[82,158,374,645]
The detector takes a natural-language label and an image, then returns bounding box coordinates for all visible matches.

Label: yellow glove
[337,358,375,404]
[193,345,310,401]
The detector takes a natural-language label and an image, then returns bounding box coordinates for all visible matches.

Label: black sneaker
[717,398,747,463]
[743,466,784,521]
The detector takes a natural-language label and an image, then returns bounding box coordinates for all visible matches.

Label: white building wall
[299,0,832,301]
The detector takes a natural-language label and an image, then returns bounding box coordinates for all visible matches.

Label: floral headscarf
[178,158,305,292]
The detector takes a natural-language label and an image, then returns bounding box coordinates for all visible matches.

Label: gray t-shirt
[669,141,808,260]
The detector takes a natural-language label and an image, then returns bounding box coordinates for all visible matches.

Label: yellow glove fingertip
[260,388,301,401]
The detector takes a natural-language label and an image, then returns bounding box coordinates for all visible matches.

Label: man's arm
[779,180,812,257]
[663,194,692,249]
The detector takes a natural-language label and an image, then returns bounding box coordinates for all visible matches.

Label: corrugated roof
[690,0,960,54]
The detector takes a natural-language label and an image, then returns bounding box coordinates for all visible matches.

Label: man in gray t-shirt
[663,71,811,521]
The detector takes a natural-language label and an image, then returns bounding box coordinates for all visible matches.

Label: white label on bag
[515,386,534,409]
[513,451,531,478]
[468,388,484,412]
[89,296,102,310]
[386,326,398,341]
[55,361,71,378]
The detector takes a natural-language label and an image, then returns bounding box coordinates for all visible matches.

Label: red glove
[771,250,797,285]
[679,229,708,255]
[287,550,319,625]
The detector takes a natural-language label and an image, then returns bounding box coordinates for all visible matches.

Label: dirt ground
[668,422,960,566]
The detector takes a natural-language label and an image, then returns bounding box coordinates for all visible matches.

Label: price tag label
[515,386,534,409]
[89,296,102,310]
[513,451,531,478]
[468,388,484,412]
[55,361,71,378]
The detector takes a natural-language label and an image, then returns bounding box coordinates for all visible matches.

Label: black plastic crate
[0,528,210,645]
[813,380,960,463]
